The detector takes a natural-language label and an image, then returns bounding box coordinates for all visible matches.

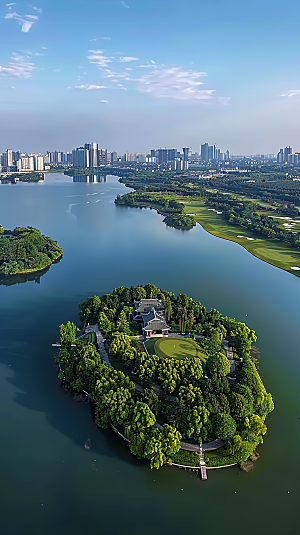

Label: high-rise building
[72,147,90,168]
[182,147,190,161]
[277,148,284,163]
[201,143,209,161]
[91,142,99,167]
[288,153,299,165]
[98,149,107,165]
[167,149,177,162]
[111,151,117,163]
[284,146,292,162]
[157,149,168,164]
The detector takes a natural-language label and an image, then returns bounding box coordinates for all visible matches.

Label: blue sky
[1,0,300,154]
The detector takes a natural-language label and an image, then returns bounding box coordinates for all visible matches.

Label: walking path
[180,438,226,452]
[85,324,113,369]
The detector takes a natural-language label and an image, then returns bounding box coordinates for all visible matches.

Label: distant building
[111,151,118,163]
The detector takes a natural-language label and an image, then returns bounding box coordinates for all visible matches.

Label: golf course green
[146,337,207,361]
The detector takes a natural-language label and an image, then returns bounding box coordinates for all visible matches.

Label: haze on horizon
[0,0,299,155]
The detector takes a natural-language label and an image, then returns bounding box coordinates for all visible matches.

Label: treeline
[0,226,63,275]
[115,192,184,213]
[58,284,274,468]
[204,193,300,248]
[115,193,196,229]
[162,214,195,230]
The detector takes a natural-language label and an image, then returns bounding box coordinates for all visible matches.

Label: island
[0,225,63,275]
[57,284,274,473]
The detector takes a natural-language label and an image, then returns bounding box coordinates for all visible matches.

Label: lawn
[146,337,207,361]
[76,331,96,345]
[183,197,300,276]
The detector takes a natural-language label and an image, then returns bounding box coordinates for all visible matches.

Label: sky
[1,0,300,154]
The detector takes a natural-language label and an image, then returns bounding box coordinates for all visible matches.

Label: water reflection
[0,258,62,286]
[72,175,107,183]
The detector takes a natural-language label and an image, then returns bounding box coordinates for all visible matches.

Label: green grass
[204,448,239,467]
[76,331,96,345]
[172,449,200,467]
[146,337,207,361]
[183,197,300,277]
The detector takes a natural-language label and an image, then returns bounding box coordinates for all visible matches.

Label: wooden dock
[199,444,208,480]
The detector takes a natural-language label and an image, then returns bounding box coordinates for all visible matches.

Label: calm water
[0,173,299,534]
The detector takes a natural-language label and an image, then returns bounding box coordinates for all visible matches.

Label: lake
[0,173,299,534]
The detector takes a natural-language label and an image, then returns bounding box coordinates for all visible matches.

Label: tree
[116,310,130,333]
[207,353,231,377]
[186,405,209,441]
[212,412,237,440]
[144,283,159,299]
[109,332,135,359]
[129,424,181,469]
[97,312,113,335]
[131,285,146,300]
[59,321,79,351]
[128,401,156,432]
[230,392,253,423]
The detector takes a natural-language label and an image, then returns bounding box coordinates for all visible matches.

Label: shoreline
[116,193,300,277]
[0,253,63,277]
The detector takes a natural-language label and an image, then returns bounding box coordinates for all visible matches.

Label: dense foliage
[114,169,300,246]
[0,226,63,274]
[58,284,274,469]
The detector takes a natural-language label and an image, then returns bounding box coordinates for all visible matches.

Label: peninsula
[57,284,274,471]
[114,169,300,276]
[0,226,63,275]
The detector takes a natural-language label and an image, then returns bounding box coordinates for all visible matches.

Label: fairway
[148,337,207,361]
[183,197,300,277]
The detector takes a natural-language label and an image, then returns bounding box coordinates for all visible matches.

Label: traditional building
[133,298,164,319]
[142,309,170,338]
[133,298,170,338]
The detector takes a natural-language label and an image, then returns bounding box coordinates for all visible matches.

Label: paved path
[85,324,113,369]
[180,438,226,453]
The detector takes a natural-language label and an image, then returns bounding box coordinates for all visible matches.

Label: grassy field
[183,197,300,277]
[76,331,96,345]
[146,337,207,361]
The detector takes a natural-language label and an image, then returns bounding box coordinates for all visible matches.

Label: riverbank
[183,197,300,277]
[116,191,300,277]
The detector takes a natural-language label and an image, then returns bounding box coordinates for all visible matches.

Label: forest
[58,284,274,470]
[0,226,63,275]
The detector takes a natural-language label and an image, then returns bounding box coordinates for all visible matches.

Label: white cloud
[29,5,43,14]
[75,84,108,90]
[4,10,39,32]
[125,67,132,71]
[218,97,231,105]
[88,50,113,67]
[0,53,35,79]
[23,50,44,56]
[90,37,111,42]
[133,66,214,100]
[21,21,33,32]
[100,99,109,102]
[280,90,300,98]
[120,1,129,8]
[119,56,139,62]
[103,69,126,78]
